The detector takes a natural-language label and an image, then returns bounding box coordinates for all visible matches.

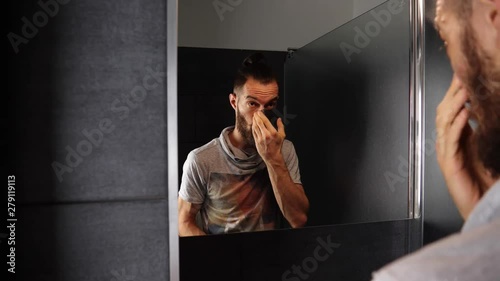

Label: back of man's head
[233,53,277,94]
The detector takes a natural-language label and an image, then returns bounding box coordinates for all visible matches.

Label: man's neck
[228,126,247,150]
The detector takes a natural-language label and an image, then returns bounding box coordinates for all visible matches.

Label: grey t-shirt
[178,126,302,234]
[371,180,500,281]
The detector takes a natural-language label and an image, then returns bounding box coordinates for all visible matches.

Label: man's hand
[252,110,308,227]
[436,75,483,219]
[252,111,286,163]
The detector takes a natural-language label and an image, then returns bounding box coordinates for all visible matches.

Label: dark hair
[233,53,277,93]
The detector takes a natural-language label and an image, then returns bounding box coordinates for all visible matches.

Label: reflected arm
[252,112,309,227]
[178,197,206,236]
[266,158,309,228]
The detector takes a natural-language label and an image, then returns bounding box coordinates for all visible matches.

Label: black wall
[6,0,169,280]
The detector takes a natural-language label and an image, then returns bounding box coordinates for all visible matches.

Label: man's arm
[178,197,206,236]
[252,111,309,227]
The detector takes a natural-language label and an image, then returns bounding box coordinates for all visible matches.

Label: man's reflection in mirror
[178,53,309,236]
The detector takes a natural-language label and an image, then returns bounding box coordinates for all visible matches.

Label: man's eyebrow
[245,95,279,102]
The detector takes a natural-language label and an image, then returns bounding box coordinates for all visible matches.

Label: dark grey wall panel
[7,1,171,280]
[8,0,167,203]
[423,17,463,244]
[17,200,169,281]
[181,219,420,281]
[285,0,410,226]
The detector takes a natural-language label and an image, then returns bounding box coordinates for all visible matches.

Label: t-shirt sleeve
[178,151,206,204]
[283,141,302,185]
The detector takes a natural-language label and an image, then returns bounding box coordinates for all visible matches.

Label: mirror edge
[167,0,180,281]
[409,0,425,221]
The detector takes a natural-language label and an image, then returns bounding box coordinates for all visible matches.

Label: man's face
[232,77,279,147]
[435,0,499,83]
[434,0,470,79]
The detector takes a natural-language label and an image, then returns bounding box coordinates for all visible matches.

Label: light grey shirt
[179,126,302,234]
[372,180,500,281]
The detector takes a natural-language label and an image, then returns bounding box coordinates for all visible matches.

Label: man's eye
[266,102,277,109]
[249,102,258,107]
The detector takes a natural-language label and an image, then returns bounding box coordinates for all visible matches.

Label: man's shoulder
[371,220,500,281]
[188,138,222,162]
[282,139,296,155]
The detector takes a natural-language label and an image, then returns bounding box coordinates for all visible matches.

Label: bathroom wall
[7,0,170,280]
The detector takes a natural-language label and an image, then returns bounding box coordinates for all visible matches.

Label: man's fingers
[447,75,463,98]
[445,88,469,127]
[253,113,263,131]
[253,113,266,138]
[439,76,463,111]
[436,82,468,131]
[252,121,262,140]
[257,111,276,132]
[446,107,470,155]
[277,118,285,137]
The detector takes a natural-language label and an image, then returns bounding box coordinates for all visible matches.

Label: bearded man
[372,0,500,280]
[178,53,309,236]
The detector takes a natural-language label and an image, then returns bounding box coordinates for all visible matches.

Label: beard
[460,24,500,179]
[461,25,500,109]
[236,108,255,148]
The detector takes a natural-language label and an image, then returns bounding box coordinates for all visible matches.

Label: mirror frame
[166,0,425,280]
[167,0,179,280]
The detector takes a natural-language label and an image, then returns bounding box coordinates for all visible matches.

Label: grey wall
[353,0,387,18]
[179,0,386,51]
[285,0,410,226]
[7,0,170,280]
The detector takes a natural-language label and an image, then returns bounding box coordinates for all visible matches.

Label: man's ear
[229,93,237,110]
[484,0,500,24]
[492,0,500,31]
[474,0,500,51]
[480,0,500,27]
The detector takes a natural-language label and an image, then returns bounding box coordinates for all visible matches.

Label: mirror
[177,0,414,235]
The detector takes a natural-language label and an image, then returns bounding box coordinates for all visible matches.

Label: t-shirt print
[202,169,278,234]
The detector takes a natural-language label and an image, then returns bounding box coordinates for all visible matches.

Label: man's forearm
[266,157,309,228]
[179,221,206,237]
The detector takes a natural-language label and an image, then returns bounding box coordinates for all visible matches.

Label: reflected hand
[252,111,285,163]
[435,75,483,219]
